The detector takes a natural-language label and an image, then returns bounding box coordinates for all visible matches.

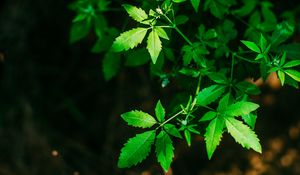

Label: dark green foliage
[69,0,300,173]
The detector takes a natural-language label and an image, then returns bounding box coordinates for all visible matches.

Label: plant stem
[229,54,235,92]
[157,110,184,129]
[230,54,235,82]
[155,25,173,28]
[230,51,259,63]
[185,75,202,121]
[174,26,193,46]
[163,14,193,46]
[201,105,215,111]
[195,75,202,95]
[157,74,202,128]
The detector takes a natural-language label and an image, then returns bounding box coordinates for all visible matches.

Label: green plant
[69,0,300,172]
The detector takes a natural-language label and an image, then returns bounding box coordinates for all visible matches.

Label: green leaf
[205,117,225,159]
[260,60,269,80]
[279,52,287,66]
[164,124,182,138]
[235,81,261,95]
[241,40,261,53]
[191,0,200,12]
[261,1,277,24]
[97,0,110,11]
[155,100,165,122]
[121,110,157,128]
[123,4,148,24]
[164,47,175,61]
[204,29,218,40]
[72,13,87,22]
[222,101,260,117]
[217,93,232,111]
[155,27,169,40]
[196,85,226,106]
[184,129,191,146]
[147,29,162,64]
[255,53,264,60]
[285,75,299,88]
[182,43,209,67]
[179,68,200,78]
[232,0,257,17]
[175,15,189,25]
[283,60,300,68]
[94,14,108,38]
[102,52,121,81]
[125,49,150,67]
[70,20,91,43]
[173,0,187,3]
[242,113,257,129]
[155,131,174,172]
[277,70,285,86]
[204,0,235,19]
[207,72,228,84]
[271,21,294,47]
[225,117,262,153]
[259,34,268,52]
[92,34,115,53]
[118,130,156,168]
[112,28,148,52]
[199,111,217,122]
[269,67,280,73]
[285,69,300,82]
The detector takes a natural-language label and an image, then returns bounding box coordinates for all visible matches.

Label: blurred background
[0,0,300,175]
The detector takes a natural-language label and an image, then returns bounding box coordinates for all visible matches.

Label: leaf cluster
[68,0,300,172]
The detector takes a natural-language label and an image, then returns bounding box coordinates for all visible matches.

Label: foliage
[69,0,300,172]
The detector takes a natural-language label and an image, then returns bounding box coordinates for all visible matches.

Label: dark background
[0,0,300,175]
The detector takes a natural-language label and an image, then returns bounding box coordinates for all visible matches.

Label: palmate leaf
[123,4,149,24]
[118,130,156,168]
[225,117,262,153]
[112,27,148,52]
[155,131,174,172]
[147,29,162,64]
[196,85,226,106]
[222,101,259,117]
[121,110,157,128]
[182,43,209,67]
[205,117,225,159]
